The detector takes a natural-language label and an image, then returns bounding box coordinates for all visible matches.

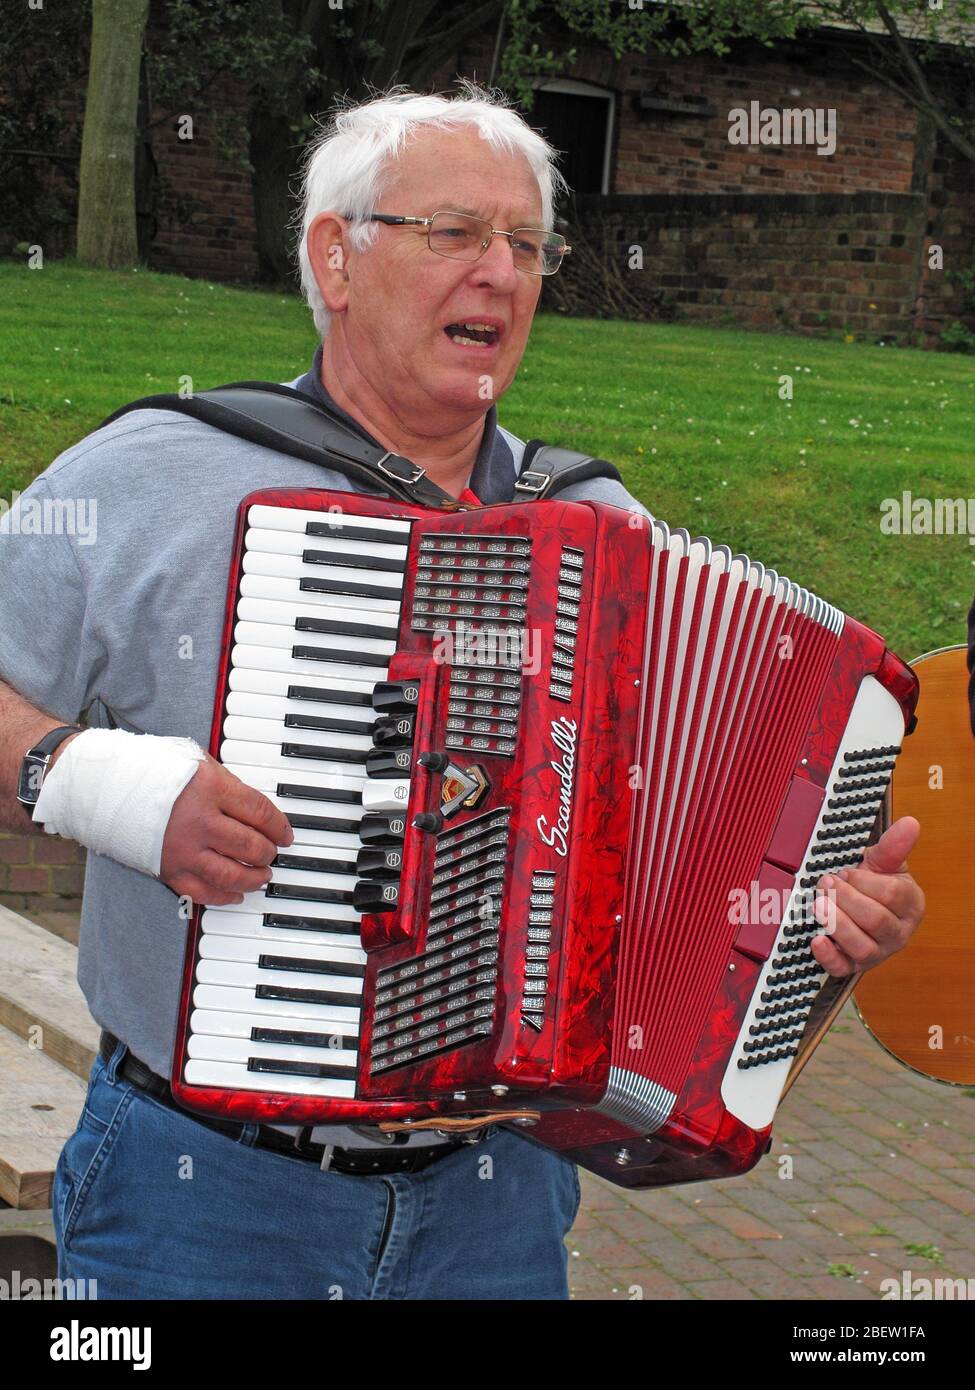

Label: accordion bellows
[172,489,917,1188]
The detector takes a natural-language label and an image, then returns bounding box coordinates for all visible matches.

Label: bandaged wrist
[32,728,205,878]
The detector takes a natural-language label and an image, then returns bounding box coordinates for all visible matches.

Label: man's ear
[306,212,350,313]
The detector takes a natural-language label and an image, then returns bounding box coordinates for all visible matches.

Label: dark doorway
[530,85,613,196]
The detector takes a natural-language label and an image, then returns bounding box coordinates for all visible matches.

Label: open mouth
[444,321,501,348]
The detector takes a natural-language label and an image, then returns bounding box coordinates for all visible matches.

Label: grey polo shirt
[0,350,642,1145]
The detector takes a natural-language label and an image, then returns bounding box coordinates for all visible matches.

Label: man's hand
[811,816,924,978]
[159,756,294,906]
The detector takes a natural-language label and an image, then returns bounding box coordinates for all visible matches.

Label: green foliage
[1,260,972,666]
[903,1242,944,1264]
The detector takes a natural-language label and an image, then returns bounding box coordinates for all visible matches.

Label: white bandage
[32,728,206,878]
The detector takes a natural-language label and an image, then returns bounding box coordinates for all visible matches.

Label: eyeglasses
[361,210,571,276]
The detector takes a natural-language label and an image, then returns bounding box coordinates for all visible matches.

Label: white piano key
[241,549,405,594]
[223,760,366,798]
[221,737,374,778]
[192,983,360,1027]
[247,504,412,538]
[205,879,362,921]
[187,1033,358,1070]
[198,932,366,969]
[227,665,380,704]
[200,911,361,951]
[239,573,401,615]
[225,690,377,728]
[230,642,388,685]
[195,958,363,1001]
[244,525,409,566]
[233,620,396,662]
[236,595,399,637]
[184,1058,356,1099]
[189,1006,359,1044]
[222,714,374,755]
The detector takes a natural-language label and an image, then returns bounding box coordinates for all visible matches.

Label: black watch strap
[17,725,84,817]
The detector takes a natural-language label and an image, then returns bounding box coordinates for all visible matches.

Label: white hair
[295,81,568,338]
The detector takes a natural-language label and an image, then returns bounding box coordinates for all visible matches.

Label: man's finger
[809,929,857,979]
[861,815,920,875]
[218,775,294,845]
[207,815,280,869]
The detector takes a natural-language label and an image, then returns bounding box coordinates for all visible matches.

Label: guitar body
[853,644,975,1085]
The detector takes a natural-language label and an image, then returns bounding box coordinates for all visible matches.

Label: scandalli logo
[537,716,577,857]
[50,1319,151,1370]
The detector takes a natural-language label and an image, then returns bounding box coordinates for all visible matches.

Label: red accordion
[172,488,918,1188]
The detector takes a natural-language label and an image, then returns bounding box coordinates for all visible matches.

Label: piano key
[200,911,361,949]
[222,760,366,799]
[186,1032,358,1073]
[233,620,396,662]
[244,525,409,568]
[183,1058,356,1098]
[239,572,401,616]
[361,779,412,812]
[196,958,363,1002]
[205,878,362,922]
[192,982,359,1027]
[236,595,400,640]
[226,690,377,731]
[227,666,380,706]
[230,643,388,685]
[190,1005,357,1041]
[241,549,405,596]
[247,504,412,539]
[222,715,374,756]
[198,932,366,970]
[221,738,374,778]
[189,1006,358,1047]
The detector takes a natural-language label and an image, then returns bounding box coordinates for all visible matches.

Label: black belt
[98,1032,473,1176]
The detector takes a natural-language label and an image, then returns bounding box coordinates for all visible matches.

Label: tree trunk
[76,0,150,268]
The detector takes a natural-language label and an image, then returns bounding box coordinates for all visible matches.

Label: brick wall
[0,832,85,914]
[546,190,928,337]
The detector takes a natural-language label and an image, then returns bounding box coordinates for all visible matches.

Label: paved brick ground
[568,1005,975,1300]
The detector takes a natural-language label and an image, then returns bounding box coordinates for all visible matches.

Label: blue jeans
[52,1042,581,1300]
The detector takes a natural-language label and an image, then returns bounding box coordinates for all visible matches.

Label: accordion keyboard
[183,504,415,1098]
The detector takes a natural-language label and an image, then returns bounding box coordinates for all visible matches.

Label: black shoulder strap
[99,381,622,506]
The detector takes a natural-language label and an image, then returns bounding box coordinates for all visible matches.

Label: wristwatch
[17,726,84,820]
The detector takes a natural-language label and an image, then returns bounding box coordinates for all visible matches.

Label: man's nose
[469,233,520,291]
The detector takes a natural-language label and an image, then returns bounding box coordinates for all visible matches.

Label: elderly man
[0,85,923,1301]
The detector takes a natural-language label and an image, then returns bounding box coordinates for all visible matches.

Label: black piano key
[356,847,404,879]
[372,714,415,747]
[263,913,360,936]
[299,576,403,602]
[256,983,361,1008]
[281,741,367,765]
[273,852,358,875]
[294,614,399,641]
[291,645,388,668]
[353,880,399,913]
[250,1025,358,1049]
[258,953,365,980]
[284,712,377,736]
[365,748,413,777]
[286,812,363,835]
[247,1057,358,1079]
[302,547,406,574]
[277,782,363,805]
[372,681,421,714]
[287,685,374,707]
[266,882,355,905]
[358,813,408,844]
[304,519,411,545]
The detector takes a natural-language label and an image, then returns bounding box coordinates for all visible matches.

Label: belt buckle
[513,469,550,495]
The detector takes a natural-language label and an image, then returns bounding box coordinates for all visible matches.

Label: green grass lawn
[2,258,973,659]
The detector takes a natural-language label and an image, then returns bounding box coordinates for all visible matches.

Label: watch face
[17,755,46,805]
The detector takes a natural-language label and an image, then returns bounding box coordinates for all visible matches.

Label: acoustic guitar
[853,643,974,1086]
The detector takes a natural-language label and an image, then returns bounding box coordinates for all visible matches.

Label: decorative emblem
[440,760,491,817]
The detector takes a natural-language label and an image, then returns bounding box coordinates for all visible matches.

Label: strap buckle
[513,469,551,496]
[376,452,427,486]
